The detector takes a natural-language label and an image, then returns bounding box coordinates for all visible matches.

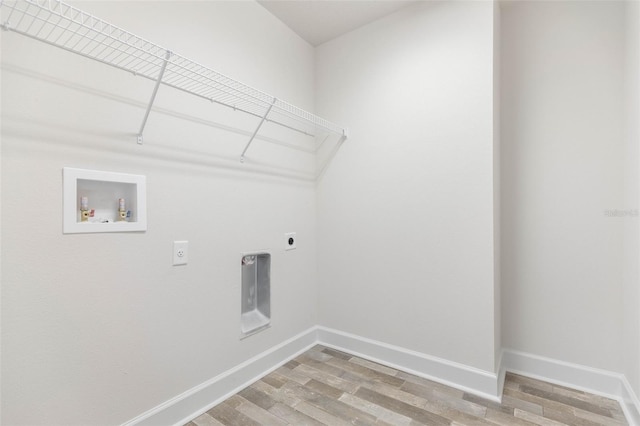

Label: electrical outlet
[173,241,188,265]
[285,232,296,251]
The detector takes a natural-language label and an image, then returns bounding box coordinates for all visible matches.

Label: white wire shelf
[0,0,347,161]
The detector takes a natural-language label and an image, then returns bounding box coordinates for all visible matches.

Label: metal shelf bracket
[137,50,172,144]
[240,98,276,162]
[317,128,349,178]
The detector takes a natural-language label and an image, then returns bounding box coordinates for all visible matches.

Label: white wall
[1,2,318,425]
[500,1,626,372]
[623,0,640,397]
[315,1,499,373]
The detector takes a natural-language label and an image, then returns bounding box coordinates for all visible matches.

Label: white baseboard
[121,327,318,426]
[502,349,640,426]
[122,326,502,426]
[496,348,507,398]
[122,330,639,426]
[317,326,502,402]
[621,376,640,426]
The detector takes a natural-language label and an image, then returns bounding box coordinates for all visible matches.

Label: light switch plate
[285,232,296,251]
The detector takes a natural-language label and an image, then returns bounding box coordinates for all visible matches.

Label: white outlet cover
[173,241,188,265]
[285,232,296,251]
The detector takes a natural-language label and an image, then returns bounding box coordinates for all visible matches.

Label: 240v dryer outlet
[173,241,189,265]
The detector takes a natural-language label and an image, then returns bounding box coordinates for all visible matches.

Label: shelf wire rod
[22,1,42,34]
[168,72,208,93]
[162,56,274,109]
[74,18,107,53]
[167,60,248,103]
[134,58,162,77]
[202,86,263,109]
[162,69,199,87]
[31,11,49,39]
[37,9,54,37]
[137,50,172,144]
[66,7,84,34]
[34,6,57,39]
[74,25,100,53]
[50,12,71,43]
[198,79,266,110]
[105,40,161,75]
[119,50,155,71]
[51,5,80,44]
[209,92,244,106]
[97,42,128,66]
[85,34,119,62]
[87,27,123,60]
[178,77,223,99]
[69,22,95,51]
[136,42,160,64]
[161,75,196,93]
[240,98,276,162]
[105,42,149,70]
[106,37,149,67]
[86,33,132,68]
[167,70,267,111]
[199,80,246,100]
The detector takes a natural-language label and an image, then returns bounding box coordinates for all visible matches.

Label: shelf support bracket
[317,129,348,179]
[240,98,276,162]
[137,50,171,144]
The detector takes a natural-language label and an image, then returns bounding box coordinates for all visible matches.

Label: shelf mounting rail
[0,0,347,159]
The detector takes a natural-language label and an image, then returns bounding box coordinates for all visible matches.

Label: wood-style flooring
[185,345,627,426]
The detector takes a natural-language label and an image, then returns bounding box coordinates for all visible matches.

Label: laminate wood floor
[185,345,627,426]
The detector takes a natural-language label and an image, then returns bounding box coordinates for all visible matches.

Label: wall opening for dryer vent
[241,253,271,338]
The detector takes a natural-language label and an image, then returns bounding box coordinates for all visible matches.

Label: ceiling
[258,1,419,47]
